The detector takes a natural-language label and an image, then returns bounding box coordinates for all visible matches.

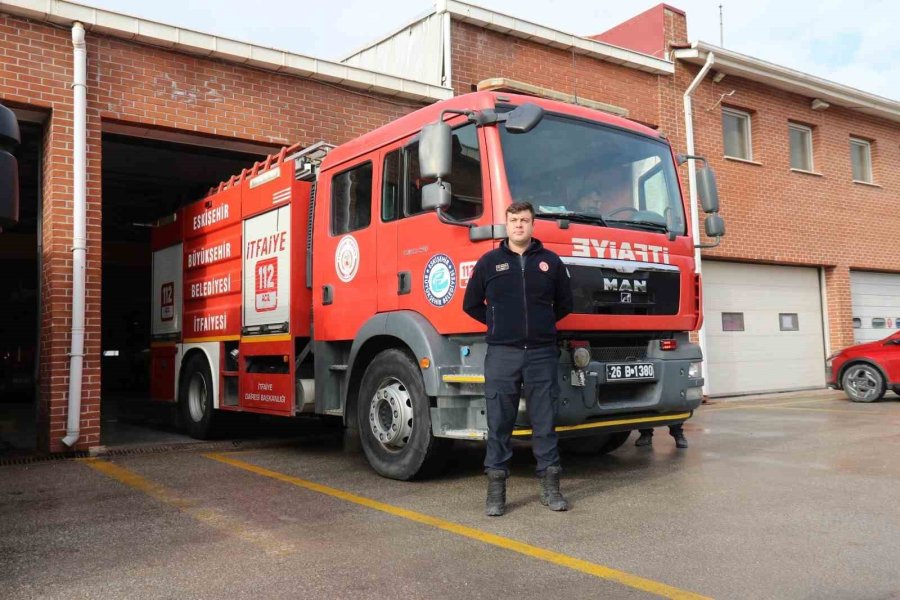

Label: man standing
[463,202,573,516]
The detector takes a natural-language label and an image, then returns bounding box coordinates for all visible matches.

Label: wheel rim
[188,372,208,422]
[845,366,880,401]
[368,377,414,451]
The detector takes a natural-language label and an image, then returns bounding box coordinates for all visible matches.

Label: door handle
[322,284,334,305]
[398,271,411,295]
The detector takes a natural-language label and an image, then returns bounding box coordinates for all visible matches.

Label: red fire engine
[150,91,724,480]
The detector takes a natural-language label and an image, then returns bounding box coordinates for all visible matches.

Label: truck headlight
[573,347,591,369]
[688,362,702,379]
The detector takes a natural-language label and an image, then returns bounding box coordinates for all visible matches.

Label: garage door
[703,261,826,396]
[850,271,900,344]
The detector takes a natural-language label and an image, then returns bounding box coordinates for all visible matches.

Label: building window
[850,137,873,183]
[722,108,752,160]
[852,317,862,329]
[779,313,799,331]
[331,161,373,235]
[872,317,886,329]
[722,312,745,332]
[789,124,813,171]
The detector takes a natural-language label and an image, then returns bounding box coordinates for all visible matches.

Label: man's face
[506,210,534,245]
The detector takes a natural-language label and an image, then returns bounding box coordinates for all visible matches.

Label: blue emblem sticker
[423,254,457,307]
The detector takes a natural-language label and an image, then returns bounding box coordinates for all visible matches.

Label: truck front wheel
[357,349,450,480]
[179,353,218,439]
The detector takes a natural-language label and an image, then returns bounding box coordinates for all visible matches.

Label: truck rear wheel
[357,349,450,480]
[560,431,631,456]
[179,353,218,439]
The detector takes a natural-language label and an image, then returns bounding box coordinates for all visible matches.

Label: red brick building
[1,0,897,453]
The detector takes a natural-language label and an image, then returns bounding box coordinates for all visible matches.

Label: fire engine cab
[150,91,724,480]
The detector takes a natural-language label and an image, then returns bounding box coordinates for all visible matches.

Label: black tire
[560,431,631,456]
[893,387,900,397]
[179,353,218,439]
[841,363,886,403]
[357,349,451,480]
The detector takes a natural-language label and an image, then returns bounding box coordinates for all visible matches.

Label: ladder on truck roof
[206,140,334,196]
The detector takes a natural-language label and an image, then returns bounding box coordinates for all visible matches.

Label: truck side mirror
[697,166,720,213]
[504,103,544,134]
[705,214,725,238]
[422,181,452,211]
[0,103,21,232]
[419,120,452,179]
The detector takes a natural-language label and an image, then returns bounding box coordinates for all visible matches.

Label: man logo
[603,278,647,293]
[621,292,632,303]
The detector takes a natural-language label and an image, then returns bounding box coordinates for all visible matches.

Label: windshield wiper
[605,218,669,233]
[535,211,608,227]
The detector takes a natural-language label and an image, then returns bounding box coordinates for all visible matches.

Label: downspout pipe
[62,22,87,447]
[682,51,714,397]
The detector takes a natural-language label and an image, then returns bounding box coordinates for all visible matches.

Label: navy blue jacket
[463,238,573,347]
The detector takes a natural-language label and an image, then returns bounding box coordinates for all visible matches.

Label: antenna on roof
[719,4,724,47]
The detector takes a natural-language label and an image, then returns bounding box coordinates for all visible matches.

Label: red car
[827,331,900,402]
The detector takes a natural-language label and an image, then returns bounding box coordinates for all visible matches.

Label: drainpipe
[62,22,87,448]
[682,50,714,396]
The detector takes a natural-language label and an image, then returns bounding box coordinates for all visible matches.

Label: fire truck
[150,91,724,480]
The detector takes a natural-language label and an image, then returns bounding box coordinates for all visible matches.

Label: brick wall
[662,60,900,351]
[451,21,663,128]
[1,13,427,452]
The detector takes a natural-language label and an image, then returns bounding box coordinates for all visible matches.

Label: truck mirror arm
[436,207,473,229]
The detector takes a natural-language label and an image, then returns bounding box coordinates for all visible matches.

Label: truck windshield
[499,113,686,234]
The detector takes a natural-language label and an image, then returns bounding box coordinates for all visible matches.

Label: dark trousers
[483,344,560,476]
[639,424,684,436]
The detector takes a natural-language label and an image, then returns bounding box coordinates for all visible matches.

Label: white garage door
[703,261,826,397]
[850,271,900,344]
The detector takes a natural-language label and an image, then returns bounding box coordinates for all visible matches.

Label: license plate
[606,363,655,382]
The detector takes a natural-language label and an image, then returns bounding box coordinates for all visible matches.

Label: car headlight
[688,361,702,379]
[825,352,838,365]
[573,347,591,369]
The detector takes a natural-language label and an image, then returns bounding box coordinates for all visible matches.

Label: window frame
[721,312,745,332]
[722,107,753,161]
[779,312,800,332]
[788,123,814,172]
[849,137,873,183]
[330,160,374,236]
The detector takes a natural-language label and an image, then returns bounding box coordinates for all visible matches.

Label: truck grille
[566,264,680,315]
[591,346,647,362]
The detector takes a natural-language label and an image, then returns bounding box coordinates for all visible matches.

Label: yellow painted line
[512,412,692,437]
[184,335,241,343]
[442,374,486,383]
[241,333,292,343]
[205,453,710,600]
[80,458,296,556]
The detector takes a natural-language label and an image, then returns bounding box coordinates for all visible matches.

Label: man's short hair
[506,201,535,217]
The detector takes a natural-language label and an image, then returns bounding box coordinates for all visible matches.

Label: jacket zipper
[490,305,495,335]
[519,254,528,348]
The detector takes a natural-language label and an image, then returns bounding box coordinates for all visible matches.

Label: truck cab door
[395,122,493,334]
[313,160,378,342]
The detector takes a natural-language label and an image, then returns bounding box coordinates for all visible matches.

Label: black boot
[539,466,569,511]
[635,430,653,447]
[673,431,688,449]
[485,469,507,516]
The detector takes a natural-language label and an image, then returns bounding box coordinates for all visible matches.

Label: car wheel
[357,348,451,480]
[560,431,631,456]
[841,363,886,403]
[179,353,218,438]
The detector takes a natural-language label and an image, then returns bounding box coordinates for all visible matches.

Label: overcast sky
[85,0,900,101]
